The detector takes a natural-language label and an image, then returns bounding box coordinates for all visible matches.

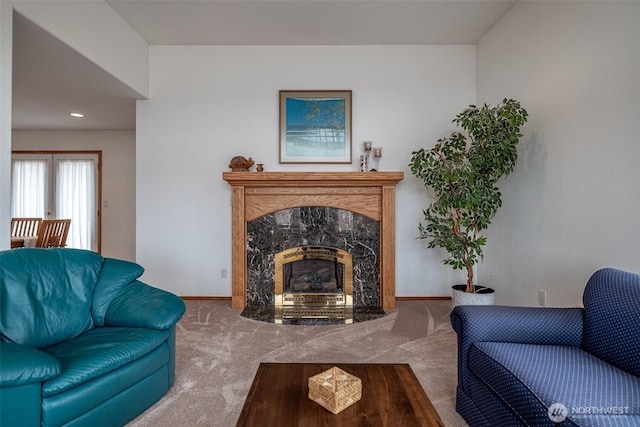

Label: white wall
[12,130,136,261]
[0,2,13,249]
[137,45,476,297]
[477,1,640,306]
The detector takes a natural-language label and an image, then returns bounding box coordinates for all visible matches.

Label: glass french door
[11,152,100,251]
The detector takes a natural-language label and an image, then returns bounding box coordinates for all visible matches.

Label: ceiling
[11,0,516,130]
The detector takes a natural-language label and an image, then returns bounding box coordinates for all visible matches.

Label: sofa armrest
[0,342,61,387]
[104,280,186,330]
[450,305,583,391]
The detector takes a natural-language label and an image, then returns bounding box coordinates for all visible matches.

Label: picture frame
[279,90,352,164]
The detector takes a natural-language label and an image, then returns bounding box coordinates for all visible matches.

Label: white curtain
[11,159,47,218]
[56,159,95,250]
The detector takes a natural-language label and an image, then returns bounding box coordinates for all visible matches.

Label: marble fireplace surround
[222,171,404,310]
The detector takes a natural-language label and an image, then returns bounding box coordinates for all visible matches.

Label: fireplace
[223,171,404,323]
[245,206,379,323]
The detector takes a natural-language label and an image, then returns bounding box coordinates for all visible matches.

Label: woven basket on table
[308,367,362,414]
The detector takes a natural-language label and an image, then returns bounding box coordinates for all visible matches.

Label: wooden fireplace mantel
[223,171,404,310]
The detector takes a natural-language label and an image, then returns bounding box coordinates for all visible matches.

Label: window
[11,152,101,251]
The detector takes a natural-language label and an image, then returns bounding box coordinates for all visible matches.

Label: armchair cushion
[470,342,640,425]
[0,249,103,348]
[451,305,583,389]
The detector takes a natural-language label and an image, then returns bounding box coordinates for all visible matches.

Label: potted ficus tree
[409,98,528,305]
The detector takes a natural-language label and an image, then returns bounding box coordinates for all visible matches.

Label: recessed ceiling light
[69,112,84,118]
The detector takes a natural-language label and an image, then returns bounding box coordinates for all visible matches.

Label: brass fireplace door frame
[274,246,353,308]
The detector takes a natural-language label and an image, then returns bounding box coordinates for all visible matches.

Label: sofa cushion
[0,342,61,386]
[42,327,169,397]
[92,258,145,327]
[0,248,103,348]
[582,268,640,377]
[470,342,640,426]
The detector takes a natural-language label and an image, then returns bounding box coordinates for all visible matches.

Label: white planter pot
[451,284,495,307]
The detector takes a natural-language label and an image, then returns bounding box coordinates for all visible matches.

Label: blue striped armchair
[451,268,640,426]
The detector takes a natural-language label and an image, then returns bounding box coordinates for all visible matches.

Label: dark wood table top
[236,363,445,427]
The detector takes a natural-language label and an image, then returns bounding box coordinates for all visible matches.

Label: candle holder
[361,141,372,172]
[372,147,382,171]
[359,154,368,172]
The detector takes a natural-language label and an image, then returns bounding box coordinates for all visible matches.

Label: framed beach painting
[279,90,352,164]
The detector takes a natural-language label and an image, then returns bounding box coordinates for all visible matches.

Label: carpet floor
[128,299,468,426]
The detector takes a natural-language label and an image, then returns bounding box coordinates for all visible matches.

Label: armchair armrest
[450,305,583,390]
[104,280,186,330]
[451,305,584,346]
[0,342,61,387]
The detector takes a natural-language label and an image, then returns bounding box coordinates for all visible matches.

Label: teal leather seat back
[0,248,104,348]
[91,258,145,327]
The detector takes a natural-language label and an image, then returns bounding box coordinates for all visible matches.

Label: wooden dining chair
[10,217,42,237]
[35,219,71,248]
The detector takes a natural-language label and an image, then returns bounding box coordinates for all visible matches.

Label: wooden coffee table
[236,363,444,426]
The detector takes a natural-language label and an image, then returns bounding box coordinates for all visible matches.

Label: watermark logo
[548,403,632,422]
[548,403,568,423]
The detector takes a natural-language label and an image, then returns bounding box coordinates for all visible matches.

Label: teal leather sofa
[0,248,186,427]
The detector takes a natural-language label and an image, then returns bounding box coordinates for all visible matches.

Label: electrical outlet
[220,268,228,279]
[538,289,547,307]
[488,271,496,285]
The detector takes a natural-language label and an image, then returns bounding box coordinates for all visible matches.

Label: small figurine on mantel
[228,156,255,172]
